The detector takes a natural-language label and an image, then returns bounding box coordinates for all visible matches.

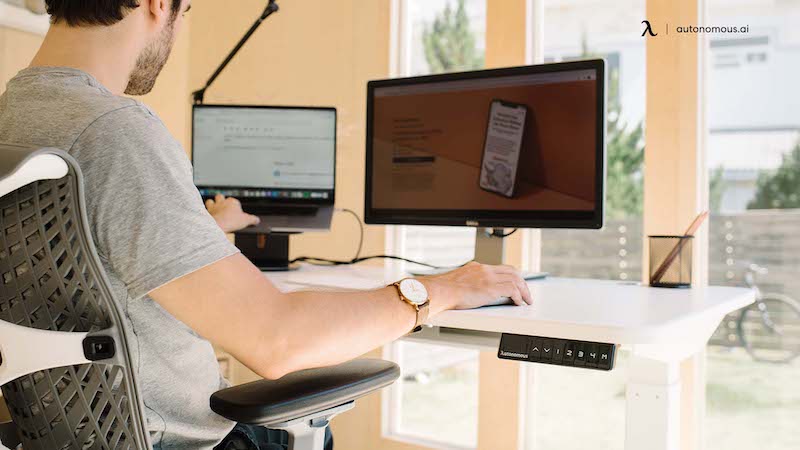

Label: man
[0,1,533,449]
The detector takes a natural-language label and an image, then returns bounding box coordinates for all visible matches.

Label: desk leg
[625,355,681,450]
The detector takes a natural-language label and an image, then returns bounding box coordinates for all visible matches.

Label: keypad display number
[498,333,616,371]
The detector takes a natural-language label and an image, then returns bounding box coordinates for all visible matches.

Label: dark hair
[45,0,182,26]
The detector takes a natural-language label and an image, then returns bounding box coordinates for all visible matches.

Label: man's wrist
[417,278,454,316]
[210,214,231,233]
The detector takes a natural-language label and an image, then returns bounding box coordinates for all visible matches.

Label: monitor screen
[365,59,605,229]
[192,105,336,204]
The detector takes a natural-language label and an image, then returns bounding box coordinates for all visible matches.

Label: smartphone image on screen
[479,100,528,198]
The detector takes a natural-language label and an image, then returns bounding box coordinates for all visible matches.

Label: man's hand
[421,262,533,313]
[206,194,260,233]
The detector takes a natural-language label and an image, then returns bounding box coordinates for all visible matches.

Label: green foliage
[709,166,725,214]
[422,0,484,73]
[747,142,800,210]
[605,98,644,219]
[601,60,644,219]
[422,12,647,218]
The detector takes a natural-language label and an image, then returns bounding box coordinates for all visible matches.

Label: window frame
[384,0,710,449]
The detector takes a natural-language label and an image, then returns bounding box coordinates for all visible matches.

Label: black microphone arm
[192,0,280,104]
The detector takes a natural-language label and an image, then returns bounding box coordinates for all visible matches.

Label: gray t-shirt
[0,67,240,449]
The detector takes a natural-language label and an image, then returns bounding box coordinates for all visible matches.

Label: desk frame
[403,311,727,450]
[272,268,753,450]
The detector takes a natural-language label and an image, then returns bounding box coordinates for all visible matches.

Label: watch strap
[391,280,430,333]
[412,301,430,333]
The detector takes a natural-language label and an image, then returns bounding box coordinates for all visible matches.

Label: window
[528,1,645,448]
[705,2,800,449]
[539,0,646,283]
[394,0,486,270]
[385,1,486,448]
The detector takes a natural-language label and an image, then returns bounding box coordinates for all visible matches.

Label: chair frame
[0,143,400,450]
[0,144,151,449]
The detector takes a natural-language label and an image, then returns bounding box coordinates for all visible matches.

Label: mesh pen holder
[649,235,693,288]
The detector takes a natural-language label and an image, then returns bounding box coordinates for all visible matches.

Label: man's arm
[149,255,531,379]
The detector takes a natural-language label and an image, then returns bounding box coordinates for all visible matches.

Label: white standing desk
[266,264,755,450]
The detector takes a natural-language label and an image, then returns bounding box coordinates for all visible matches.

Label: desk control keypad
[497,333,617,371]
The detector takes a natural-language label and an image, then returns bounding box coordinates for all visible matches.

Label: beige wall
[0,27,41,86]
[0,0,384,259]
[187,2,391,446]
[0,20,191,150]
[1,1,389,444]
[188,0,390,260]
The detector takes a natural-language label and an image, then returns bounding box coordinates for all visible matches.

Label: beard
[124,20,176,96]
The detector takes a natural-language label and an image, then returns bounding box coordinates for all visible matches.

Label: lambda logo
[641,20,658,37]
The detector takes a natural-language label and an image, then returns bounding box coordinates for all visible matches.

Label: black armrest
[210,359,400,425]
[0,421,21,448]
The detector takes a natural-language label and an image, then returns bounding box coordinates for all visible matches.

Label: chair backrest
[0,143,150,449]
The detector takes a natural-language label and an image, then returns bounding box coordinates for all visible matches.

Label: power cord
[291,254,467,270]
[336,208,364,260]
[490,228,518,238]
[290,210,518,269]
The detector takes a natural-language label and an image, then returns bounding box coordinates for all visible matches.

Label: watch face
[399,279,428,305]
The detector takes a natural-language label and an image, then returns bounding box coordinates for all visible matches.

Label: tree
[709,166,726,213]
[422,0,484,74]
[747,142,800,210]
[580,36,644,220]
[604,67,645,219]
[422,15,647,219]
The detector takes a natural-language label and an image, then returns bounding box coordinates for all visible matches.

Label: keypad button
[586,344,599,367]
[541,339,553,359]
[552,340,565,363]
[563,342,575,363]
[598,344,613,369]
[529,338,542,361]
[574,343,586,366]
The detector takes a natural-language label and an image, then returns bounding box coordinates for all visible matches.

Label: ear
[146,0,173,25]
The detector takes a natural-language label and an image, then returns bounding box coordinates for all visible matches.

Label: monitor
[192,104,337,270]
[193,105,336,209]
[365,59,606,230]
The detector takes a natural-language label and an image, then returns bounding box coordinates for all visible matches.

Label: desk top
[266,264,755,345]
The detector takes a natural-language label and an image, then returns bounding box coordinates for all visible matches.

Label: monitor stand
[407,228,548,280]
[407,228,504,275]
[235,232,300,272]
[474,227,505,265]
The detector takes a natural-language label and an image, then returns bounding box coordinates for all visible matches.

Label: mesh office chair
[0,143,399,450]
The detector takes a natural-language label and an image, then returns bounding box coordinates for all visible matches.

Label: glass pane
[404,0,486,77]
[387,1,486,448]
[540,0,646,283]
[400,0,486,268]
[394,342,479,448]
[531,2,644,449]
[705,2,800,449]
[531,351,629,450]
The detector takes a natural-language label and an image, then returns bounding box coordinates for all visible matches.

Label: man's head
[44,0,190,95]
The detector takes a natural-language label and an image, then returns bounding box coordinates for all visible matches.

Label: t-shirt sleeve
[71,104,239,300]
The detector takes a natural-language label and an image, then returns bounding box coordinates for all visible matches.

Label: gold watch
[391,278,430,333]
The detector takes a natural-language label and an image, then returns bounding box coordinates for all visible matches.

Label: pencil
[650,211,709,285]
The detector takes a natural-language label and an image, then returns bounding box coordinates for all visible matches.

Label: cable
[335,208,363,260]
[291,211,518,269]
[290,208,468,270]
[491,228,518,238]
[292,254,468,270]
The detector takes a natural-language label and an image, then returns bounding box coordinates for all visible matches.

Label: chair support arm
[0,320,92,385]
[210,358,400,427]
